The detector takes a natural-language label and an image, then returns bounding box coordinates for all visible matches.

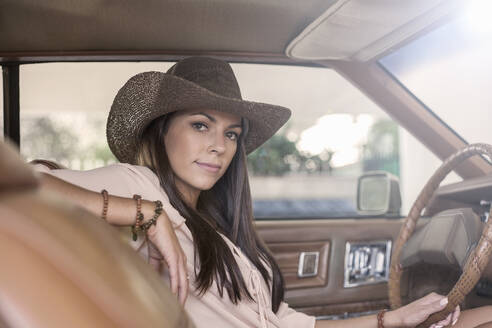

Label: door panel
[269,241,330,289]
[256,218,408,317]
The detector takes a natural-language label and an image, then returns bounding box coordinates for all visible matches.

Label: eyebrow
[190,112,242,129]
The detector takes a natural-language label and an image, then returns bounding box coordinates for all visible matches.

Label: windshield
[380,1,492,144]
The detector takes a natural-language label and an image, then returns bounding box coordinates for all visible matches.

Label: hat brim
[107,71,291,164]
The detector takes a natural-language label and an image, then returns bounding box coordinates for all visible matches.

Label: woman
[35,57,490,328]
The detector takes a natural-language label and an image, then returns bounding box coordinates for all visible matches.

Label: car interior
[1,1,492,327]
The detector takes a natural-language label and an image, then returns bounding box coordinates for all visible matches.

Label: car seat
[0,140,194,328]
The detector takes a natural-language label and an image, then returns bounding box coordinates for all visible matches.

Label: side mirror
[357,171,401,217]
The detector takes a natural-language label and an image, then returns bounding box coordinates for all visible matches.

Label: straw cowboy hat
[106,56,291,164]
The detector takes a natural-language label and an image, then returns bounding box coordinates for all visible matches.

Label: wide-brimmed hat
[107,56,291,164]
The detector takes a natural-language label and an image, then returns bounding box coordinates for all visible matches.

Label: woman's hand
[386,292,460,327]
[145,211,189,306]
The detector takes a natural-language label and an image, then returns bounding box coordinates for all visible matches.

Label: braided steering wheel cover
[388,143,492,328]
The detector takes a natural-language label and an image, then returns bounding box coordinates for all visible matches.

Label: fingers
[432,296,448,312]
[148,256,162,272]
[155,242,189,305]
[421,296,448,327]
[451,305,460,326]
[422,292,445,304]
[167,246,188,305]
[166,252,179,295]
[177,254,189,305]
[147,216,189,305]
[147,242,164,272]
[163,251,189,305]
[167,251,188,305]
[429,303,460,328]
[406,293,458,328]
[433,312,452,327]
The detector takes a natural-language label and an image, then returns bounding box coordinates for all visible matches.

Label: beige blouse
[34,163,316,328]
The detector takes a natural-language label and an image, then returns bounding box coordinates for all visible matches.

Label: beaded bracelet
[130,199,163,241]
[131,194,144,241]
[377,309,387,328]
[141,200,163,231]
[101,189,109,220]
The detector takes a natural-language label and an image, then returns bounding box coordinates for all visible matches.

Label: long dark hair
[137,113,285,313]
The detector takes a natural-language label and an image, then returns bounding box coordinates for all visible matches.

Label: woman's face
[164,109,242,197]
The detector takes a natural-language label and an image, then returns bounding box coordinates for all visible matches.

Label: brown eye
[191,122,208,131]
[226,131,238,141]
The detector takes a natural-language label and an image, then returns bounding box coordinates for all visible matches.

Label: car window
[20,62,449,218]
[20,62,169,168]
[380,6,492,146]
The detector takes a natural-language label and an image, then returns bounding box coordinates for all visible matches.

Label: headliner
[0,0,337,64]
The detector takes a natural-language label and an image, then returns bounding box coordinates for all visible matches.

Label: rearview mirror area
[357,171,401,217]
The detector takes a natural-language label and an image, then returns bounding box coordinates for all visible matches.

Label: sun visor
[286,0,461,62]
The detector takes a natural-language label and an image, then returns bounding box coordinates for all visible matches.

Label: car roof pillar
[2,64,20,149]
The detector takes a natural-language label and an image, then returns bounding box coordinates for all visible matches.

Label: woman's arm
[38,172,155,225]
[315,293,460,328]
[37,172,189,305]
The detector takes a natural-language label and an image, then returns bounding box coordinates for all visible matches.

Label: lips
[195,161,221,173]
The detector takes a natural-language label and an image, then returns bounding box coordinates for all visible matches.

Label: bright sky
[381,0,492,145]
[297,113,374,167]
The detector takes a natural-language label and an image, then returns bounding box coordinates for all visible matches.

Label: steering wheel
[388,143,492,328]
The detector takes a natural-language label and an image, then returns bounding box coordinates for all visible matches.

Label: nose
[208,131,226,154]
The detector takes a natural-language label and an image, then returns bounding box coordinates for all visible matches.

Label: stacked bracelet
[377,309,387,328]
[130,198,163,241]
[101,189,109,220]
[132,194,144,241]
[141,200,163,231]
